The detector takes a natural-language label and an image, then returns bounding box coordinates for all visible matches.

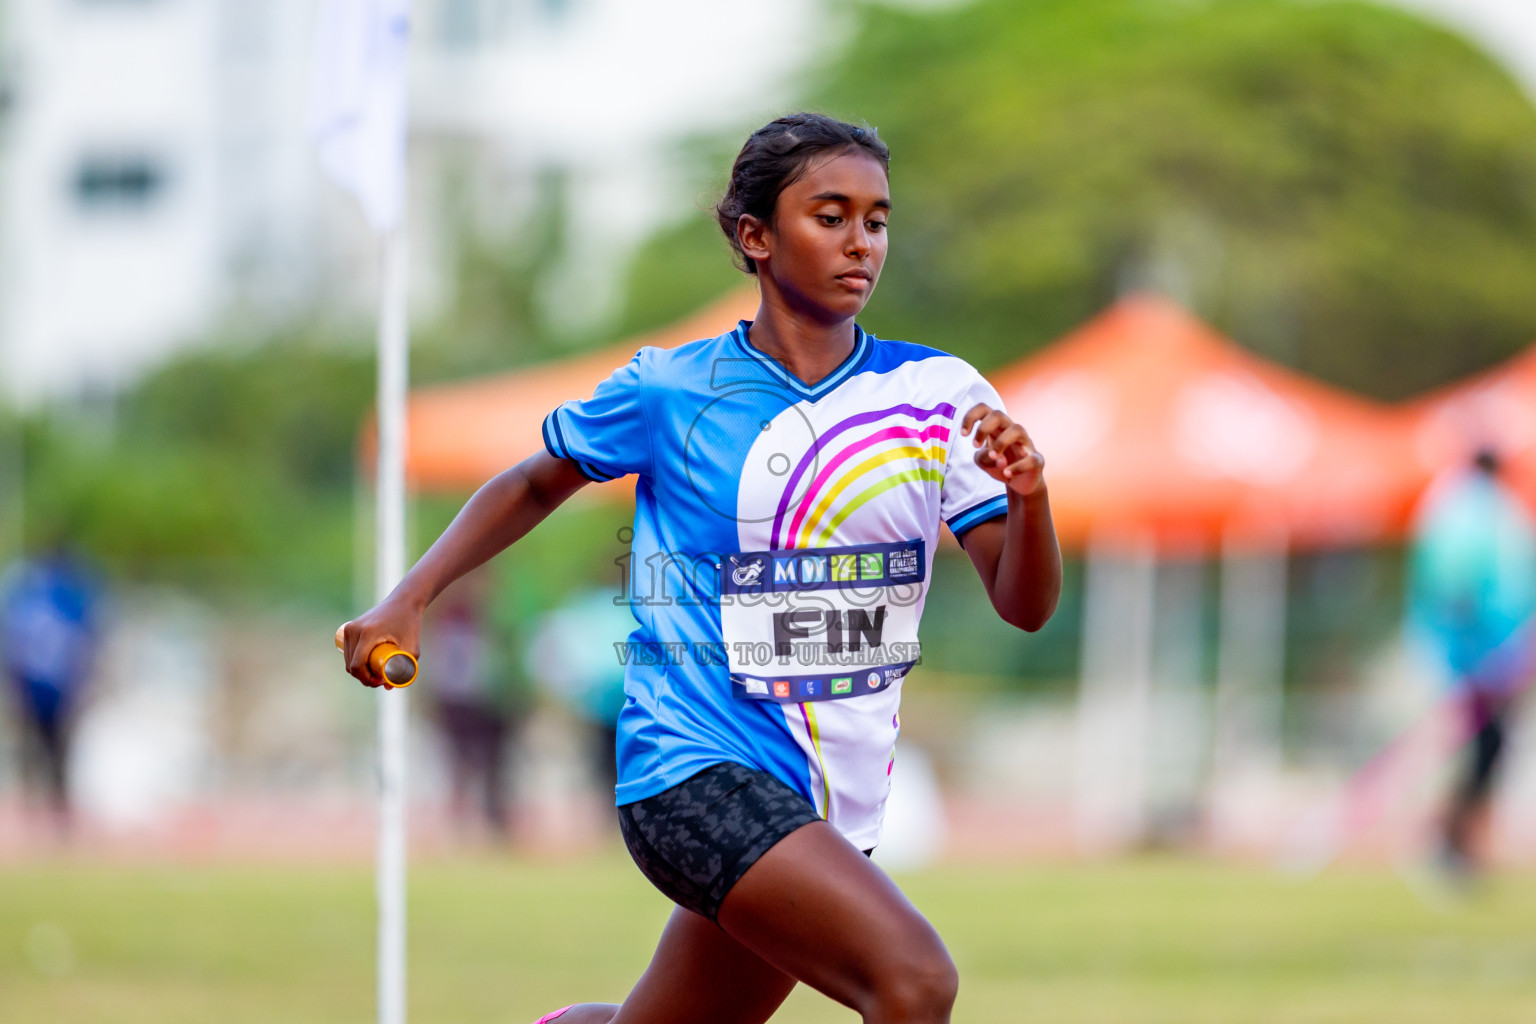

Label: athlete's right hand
[338,596,422,689]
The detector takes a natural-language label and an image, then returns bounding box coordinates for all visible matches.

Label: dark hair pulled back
[715,112,890,275]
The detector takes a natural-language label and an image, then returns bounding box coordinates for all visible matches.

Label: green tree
[18,333,373,608]
[11,164,597,607]
[413,165,578,382]
[619,0,1536,400]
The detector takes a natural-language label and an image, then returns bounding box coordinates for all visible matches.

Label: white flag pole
[308,3,413,1021]
[374,223,410,1024]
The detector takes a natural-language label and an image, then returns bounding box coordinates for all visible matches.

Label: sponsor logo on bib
[730,557,765,587]
[721,540,926,595]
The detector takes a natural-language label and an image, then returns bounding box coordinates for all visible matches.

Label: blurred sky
[1396,0,1536,95]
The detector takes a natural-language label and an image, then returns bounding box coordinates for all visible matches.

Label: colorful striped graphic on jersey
[770,403,956,550]
[800,701,833,816]
[789,438,948,548]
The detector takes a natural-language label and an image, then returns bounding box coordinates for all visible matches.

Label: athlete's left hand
[961,403,1045,496]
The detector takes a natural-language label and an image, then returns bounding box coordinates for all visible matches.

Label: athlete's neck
[746,300,857,389]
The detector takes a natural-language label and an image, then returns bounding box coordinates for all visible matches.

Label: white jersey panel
[727,354,1007,848]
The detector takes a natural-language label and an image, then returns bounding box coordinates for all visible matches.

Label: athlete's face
[740,150,889,319]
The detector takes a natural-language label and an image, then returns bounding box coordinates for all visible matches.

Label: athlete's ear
[737,213,771,268]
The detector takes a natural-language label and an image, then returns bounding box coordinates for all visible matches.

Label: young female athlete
[340,112,1062,1024]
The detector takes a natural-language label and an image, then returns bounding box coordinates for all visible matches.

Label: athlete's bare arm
[339,451,590,686]
[955,403,1062,632]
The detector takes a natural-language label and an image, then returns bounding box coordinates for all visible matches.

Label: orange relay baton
[334,626,419,688]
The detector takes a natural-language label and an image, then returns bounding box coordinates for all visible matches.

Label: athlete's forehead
[781,150,890,209]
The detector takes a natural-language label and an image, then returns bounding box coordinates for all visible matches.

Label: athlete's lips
[835,268,873,288]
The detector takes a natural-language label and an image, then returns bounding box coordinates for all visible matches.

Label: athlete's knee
[867,944,958,1021]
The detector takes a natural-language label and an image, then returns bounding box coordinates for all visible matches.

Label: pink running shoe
[532,1007,574,1024]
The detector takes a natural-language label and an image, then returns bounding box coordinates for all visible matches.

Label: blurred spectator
[526,589,632,798]
[1408,449,1536,879]
[427,579,524,840]
[0,547,101,829]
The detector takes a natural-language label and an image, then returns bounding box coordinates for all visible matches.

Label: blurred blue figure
[0,549,100,824]
[1408,450,1536,876]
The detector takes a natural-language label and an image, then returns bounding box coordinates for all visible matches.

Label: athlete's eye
[818,214,843,226]
[867,219,887,232]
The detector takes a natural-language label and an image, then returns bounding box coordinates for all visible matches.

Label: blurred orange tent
[1406,342,1536,514]
[989,295,1425,554]
[377,288,760,495]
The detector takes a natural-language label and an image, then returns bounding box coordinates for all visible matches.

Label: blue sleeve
[541,350,652,482]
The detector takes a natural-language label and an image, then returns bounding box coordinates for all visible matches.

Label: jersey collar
[731,320,872,400]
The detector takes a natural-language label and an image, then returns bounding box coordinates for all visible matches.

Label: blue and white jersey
[542,320,1009,850]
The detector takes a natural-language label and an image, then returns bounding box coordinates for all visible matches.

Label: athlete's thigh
[716,820,951,1013]
[609,905,797,1024]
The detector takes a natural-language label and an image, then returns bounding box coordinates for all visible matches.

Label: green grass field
[4,853,1536,1023]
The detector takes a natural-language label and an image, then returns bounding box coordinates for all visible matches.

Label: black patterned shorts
[617,761,822,922]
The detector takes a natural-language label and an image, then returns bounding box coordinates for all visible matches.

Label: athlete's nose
[846,224,871,259]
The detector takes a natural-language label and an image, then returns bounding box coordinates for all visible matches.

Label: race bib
[718,539,925,702]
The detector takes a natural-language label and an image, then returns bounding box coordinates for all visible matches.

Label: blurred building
[0,0,820,405]
[0,0,320,404]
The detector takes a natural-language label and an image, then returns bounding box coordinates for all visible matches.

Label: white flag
[309,0,411,233]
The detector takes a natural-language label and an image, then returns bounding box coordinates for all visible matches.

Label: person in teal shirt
[1409,449,1536,875]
